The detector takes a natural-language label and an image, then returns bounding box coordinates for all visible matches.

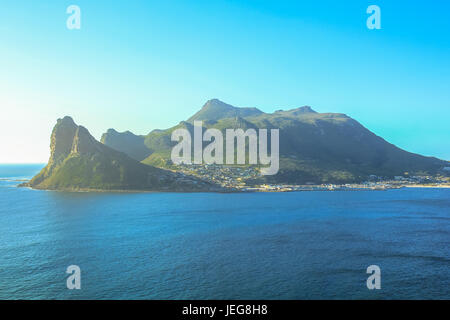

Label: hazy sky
[0,0,449,163]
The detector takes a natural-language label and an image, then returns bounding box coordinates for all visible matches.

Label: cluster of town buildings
[171,164,450,192]
[172,163,260,189]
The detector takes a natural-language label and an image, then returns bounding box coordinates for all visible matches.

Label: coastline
[402,184,450,189]
[17,183,234,194]
[17,183,450,194]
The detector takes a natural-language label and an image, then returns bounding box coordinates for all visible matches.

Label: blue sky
[0,0,449,162]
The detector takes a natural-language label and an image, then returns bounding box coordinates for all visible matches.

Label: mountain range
[26,99,448,191]
[102,99,448,184]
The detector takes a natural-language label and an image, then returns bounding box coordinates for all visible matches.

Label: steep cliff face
[29,116,78,185]
[71,126,100,155]
[50,116,78,163]
[27,117,218,191]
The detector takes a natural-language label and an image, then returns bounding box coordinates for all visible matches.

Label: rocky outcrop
[26,117,221,192]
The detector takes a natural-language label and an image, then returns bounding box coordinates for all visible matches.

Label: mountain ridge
[187,99,264,122]
[28,99,449,190]
[101,99,448,184]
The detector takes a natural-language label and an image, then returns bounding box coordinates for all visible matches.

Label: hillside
[101,99,449,184]
[100,129,151,161]
[26,117,221,191]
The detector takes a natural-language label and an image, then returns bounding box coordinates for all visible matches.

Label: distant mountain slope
[245,109,447,183]
[100,129,150,161]
[27,117,220,191]
[101,99,449,184]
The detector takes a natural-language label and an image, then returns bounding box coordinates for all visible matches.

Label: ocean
[0,164,448,299]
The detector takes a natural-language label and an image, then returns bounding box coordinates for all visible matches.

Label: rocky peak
[49,116,78,167]
[71,126,99,154]
[201,99,234,112]
[188,99,263,122]
[288,106,317,115]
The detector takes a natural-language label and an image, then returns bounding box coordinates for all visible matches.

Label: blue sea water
[0,164,448,300]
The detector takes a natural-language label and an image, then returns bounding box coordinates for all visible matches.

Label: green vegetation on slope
[28,117,219,191]
[100,99,449,184]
